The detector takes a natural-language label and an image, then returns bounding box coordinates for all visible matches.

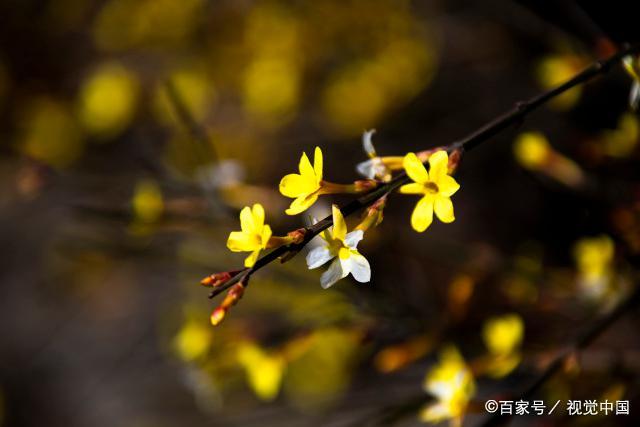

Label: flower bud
[210,307,226,326]
[200,272,232,287]
[200,270,243,287]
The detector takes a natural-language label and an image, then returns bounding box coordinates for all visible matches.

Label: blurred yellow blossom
[573,235,615,299]
[623,55,640,110]
[284,327,361,409]
[514,132,585,188]
[78,62,140,137]
[173,319,212,362]
[154,64,216,126]
[242,3,301,127]
[279,147,324,215]
[237,341,286,401]
[482,314,524,378]
[483,314,523,356]
[227,204,273,267]
[536,53,586,110]
[420,346,475,426]
[132,179,164,223]
[93,0,204,51]
[18,98,84,168]
[243,58,300,126]
[514,131,550,169]
[624,55,640,81]
[400,151,460,232]
[601,113,639,157]
[323,38,435,134]
[306,205,371,289]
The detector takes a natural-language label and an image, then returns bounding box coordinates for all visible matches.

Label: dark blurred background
[1,1,639,426]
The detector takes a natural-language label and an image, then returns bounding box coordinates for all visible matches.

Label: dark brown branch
[209,43,640,300]
[452,44,637,152]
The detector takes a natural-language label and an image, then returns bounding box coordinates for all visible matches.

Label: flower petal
[362,129,376,156]
[313,146,323,182]
[357,158,386,180]
[261,224,272,248]
[344,230,364,249]
[411,196,434,232]
[299,151,315,178]
[285,193,318,215]
[320,228,332,243]
[428,151,449,181]
[279,173,315,198]
[244,249,260,267]
[251,203,265,230]
[399,183,425,195]
[356,159,375,179]
[437,175,460,197]
[227,231,254,251]
[434,196,455,223]
[306,246,334,269]
[343,252,371,283]
[331,204,347,241]
[320,258,346,289]
[239,206,254,233]
[403,152,429,184]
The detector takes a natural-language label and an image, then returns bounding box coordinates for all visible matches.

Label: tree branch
[208,43,640,300]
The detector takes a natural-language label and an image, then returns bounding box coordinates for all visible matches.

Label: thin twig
[209,43,640,299]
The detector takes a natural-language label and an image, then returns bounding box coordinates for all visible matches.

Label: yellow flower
[420,346,475,425]
[173,319,212,362]
[573,235,614,299]
[514,132,550,169]
[623,55,640,81]
[400,151,460,232]
[132,179,164,223]
[306,205,371,288]
[536,54,585,110]
[279,146,324,215]
[227,204,272,267]
[483,314,524,356]
[513,132,585,188]
[602,114,639,158]
[237,341,285,401]
[482,314,524,378]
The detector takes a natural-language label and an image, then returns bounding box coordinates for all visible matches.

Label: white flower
[356,129,387,180]
[306,204,371,289]
[356,157,387,180]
